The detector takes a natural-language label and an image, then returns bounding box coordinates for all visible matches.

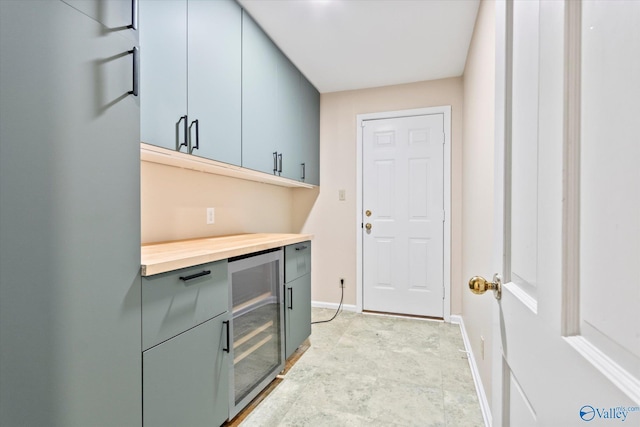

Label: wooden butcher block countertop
[141,233,313,276]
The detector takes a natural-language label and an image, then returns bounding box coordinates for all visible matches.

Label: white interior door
[362,113,445,317]
[485,1,640,426]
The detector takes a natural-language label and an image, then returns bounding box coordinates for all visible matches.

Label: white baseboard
[311,301,357,312]
[450,315,492,427]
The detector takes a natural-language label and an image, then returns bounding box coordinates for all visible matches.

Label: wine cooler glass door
[228,249,284,418]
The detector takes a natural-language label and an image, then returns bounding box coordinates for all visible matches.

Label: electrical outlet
[480,336,485,360]
[339,278,345,288]
[206,207,215,224]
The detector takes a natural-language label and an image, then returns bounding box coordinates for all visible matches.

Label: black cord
[311,283,344,324]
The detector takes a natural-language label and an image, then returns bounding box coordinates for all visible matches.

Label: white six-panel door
[362,113,445,317]
[489,1,640,426]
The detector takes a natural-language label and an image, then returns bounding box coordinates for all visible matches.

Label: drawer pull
[127,47,139,97]
[273,152,278,175]
[295,246,308,251]
[129,0,139,30]
[179,270,211,282]
[176,115,188,151]
[223,320,230,353]
[188,119,199,153]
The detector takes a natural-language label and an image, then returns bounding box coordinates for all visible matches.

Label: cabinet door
[1,1,141,425]
[242,10,280,175]
[285,241,312,283]
[299,75,320,185]
[139,0,188,151]
[141,260,228,351]
[143,314,230,427]
[285,274,312,359]
[188,0,241,166]
[276,51,302,181]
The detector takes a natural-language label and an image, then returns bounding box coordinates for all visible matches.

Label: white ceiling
[238,0,480,93]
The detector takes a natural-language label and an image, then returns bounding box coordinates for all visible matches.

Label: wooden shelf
[233,321,274,349]
[233,292,272,315]
[141,143,315,189]
[234,335,273,365]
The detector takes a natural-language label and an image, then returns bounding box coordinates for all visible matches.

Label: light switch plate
[339,189,346,201]
[206,207,215,224]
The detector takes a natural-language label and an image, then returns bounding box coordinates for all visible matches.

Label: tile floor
[240,308,485,427]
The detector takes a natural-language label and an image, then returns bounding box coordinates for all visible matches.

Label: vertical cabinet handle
[223,320,230,353]
[176,115,188,151]
[273,152,278,175]
[278,153,283,175]
[189,119,199,153]
[288,287,293,310]
[127,47,139,97]
[301,163,306,181]
[129,0,139,30]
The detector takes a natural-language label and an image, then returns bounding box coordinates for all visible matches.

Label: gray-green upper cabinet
[299,75,320,185]
[242,10,320,184]
[140,0,187,152]
[140,0,242,165]
[242,10,281,176]
[275,51,302,181]
[187,0,241,165]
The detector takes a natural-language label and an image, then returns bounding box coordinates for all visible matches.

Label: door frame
[356,106,452,322]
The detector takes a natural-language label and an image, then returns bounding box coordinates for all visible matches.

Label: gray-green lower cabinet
[284,242,312,359]
[285,273,312,359]
[141,260,228,351]
[143,313,230,427]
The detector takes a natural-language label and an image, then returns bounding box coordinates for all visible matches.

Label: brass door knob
[365,210,372,217]
[365,223,372,231]
[468,274,502,300]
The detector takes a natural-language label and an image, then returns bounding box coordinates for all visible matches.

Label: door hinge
[441,210,446,222]
[441,132,446,144]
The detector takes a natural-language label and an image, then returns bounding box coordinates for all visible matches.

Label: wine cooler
[227,248,285,419]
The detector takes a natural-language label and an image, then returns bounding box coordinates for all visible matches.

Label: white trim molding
[452,315,493,427]
[311,301,357,312]
[565,336,640,406]
[356,106,452,323]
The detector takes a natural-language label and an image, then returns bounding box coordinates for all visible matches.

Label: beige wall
[293,78,464,314]
[141,161,293,244]
[461,0,495,405]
